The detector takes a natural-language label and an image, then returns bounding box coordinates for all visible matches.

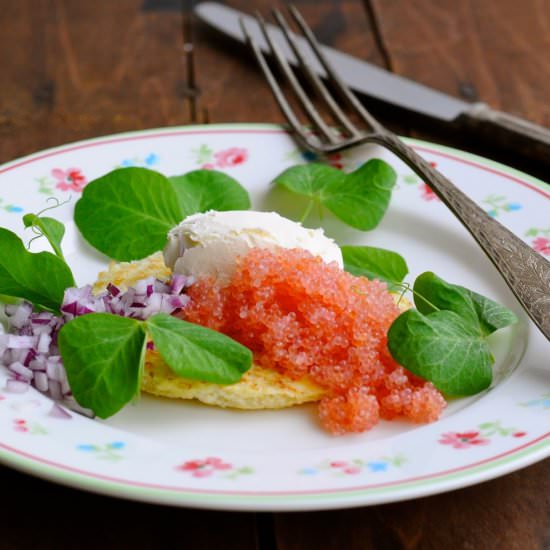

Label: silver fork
[241,6,550,341]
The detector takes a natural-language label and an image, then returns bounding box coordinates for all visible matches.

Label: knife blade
[195,2,550,167]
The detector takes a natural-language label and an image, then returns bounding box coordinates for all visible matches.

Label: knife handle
[457,103,550,166]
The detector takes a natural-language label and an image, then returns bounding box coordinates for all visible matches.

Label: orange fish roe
[182,247,446,435]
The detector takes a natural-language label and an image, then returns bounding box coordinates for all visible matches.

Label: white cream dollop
[163,210,343,283]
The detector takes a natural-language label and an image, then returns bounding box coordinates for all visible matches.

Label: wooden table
[1,1,548,548]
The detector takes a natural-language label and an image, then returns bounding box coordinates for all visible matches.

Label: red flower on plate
[420,183,439,201]
[13,419,29,433]
[52,168,88,192]
[532,237,550,255]
[439,431,490,449]
[420,162,440,201]
[214,147,248,168]
[176,456,233,477]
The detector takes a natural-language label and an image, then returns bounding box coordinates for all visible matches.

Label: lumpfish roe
[183,247,446,434]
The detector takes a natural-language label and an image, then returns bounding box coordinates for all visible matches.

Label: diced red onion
[106,283,120,297]
[29,358,46,371]
[49,380,62,401]
[23,349,37,367]
[48,402,72,419]
[9,302,32,329]
[37,333,51,354]
[1,272,193,416]
[9,361,34,380]
[34,372,49,392]
[7,335,36,349]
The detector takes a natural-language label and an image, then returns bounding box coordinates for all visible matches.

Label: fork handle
[374,132,550,340]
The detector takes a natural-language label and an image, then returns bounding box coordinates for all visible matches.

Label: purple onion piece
[1,273,195,413]
[48,403,72,419]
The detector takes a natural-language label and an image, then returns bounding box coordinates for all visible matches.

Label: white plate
[0,124,548,511]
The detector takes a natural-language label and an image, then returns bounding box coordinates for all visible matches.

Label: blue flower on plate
[367,461,388,472]
[77,444,98,452]
[145,153,159,166]
[6,205,24,213]
[505,202,522,212]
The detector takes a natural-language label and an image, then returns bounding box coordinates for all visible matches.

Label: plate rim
[0,122,548,511]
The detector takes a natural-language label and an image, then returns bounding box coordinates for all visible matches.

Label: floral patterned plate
[0,124,548,511]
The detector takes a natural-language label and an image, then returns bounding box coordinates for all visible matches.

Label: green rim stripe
[0,435,548,505]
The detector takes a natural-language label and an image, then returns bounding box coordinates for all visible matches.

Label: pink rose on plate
[532,237,550,255]
[214,147,248,168]
[176,456,233,478]
[439,431,489,449]
[52,168,88,192]
[420,183,439,201]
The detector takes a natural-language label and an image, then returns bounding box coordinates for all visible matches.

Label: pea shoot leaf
[388,309,493,395]
[170,170,251,217]
[273,163,343,198]
[23,214,66,260]
[0,228,75,311]
[413,272,480,331]
[462,288,518,335]
[341,245,408,286]
[274,160,396,230]
[74,167,182,261]
[145,313,253,384]
[58,313,147,418]
[322,160,397,230]
[413,272,517,336]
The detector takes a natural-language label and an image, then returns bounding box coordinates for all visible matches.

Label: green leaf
[322,160,397,230]
[145,313,253,384]
[413,272,480,331]
[169,170,251,217]
[273,163,343,198]
[74,167,182,261]
[388,309,493,395]
[341,245,408,286]
[23,214,66,259]
[462,288,518,335]
[273,160,396,230]
[58,313,147,418]
[413,272,517,336]
[0,228,75,311]
[0,294,22,305]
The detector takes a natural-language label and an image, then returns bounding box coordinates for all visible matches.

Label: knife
[195,2,550,167]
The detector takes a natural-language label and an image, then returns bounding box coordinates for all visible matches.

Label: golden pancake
[94,253,326,409]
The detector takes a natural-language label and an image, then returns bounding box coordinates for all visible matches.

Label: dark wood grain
[0,0,186,163]
[0,1,549,549]
[273,459,550,550]
[0,466,258,550]
[369,0,550,125]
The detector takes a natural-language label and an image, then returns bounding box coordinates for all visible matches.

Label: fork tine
[272,9,359,138]
[240,18,310,145]
[253,13,339,145]
[288,4,383,133]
